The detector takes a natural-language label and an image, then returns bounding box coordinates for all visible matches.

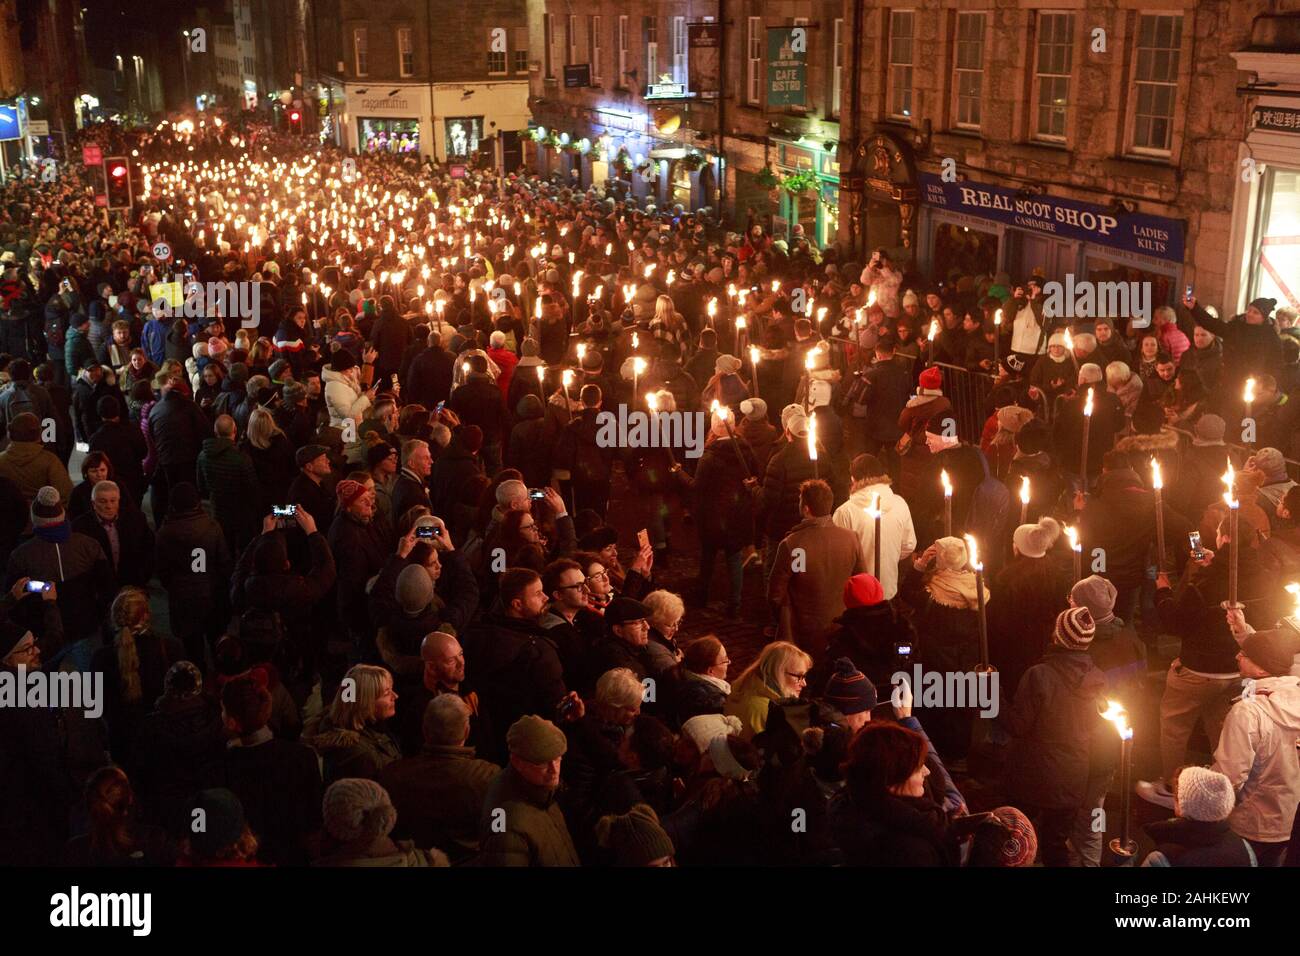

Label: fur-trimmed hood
[1115,427,1179,454]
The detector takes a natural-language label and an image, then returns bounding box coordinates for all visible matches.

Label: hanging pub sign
[688,22,720,98]
[766,27,807,108]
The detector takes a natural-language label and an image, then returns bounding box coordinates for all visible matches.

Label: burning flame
[1286,582,1300,618]
[941,470,953,498]
[994,308,1002,327]
[928,319,938,341]
[646,391,658,411]
[561,369,574,388]
[866,289,877,308]
[1065,525,1081,552]
[1019,475,1031,505]
[536,365,545,383]
[633,357,647,375]
[964,533,981,571]
[576,343,586,364]
[1151,458,1163,490]
[750,345,761,368]
[1100,700,1133,740]
[867,493,882,520]
[1223,463,1238,508]
[1244,378,1256,405]
[1064,329,1074,352]
[807,413,818,461]
[1083,387,1094,417]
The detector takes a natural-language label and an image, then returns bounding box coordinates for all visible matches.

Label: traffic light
[105,157,132,210]
[288,109,301,132]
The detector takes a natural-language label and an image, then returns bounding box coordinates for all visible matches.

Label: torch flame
[750,345,761,368]
[1100,700,1133,740]
[536,365,545,383]
[1083,387,1094,417]
[646,391,658,411]
[867,493,882,520]
[994,308,1002,327]
[1244,377,1256,405]
[928,319,938,342]
[964,533,981,571]
[941,470,953,498]
[1223,462,1238,508]
[807,413,818,462]
[1065,525,1081,552]
[1019,475,1031,505]
[1151,458,1163,490]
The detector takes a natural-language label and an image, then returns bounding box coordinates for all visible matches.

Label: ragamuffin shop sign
[921,173,1185,264]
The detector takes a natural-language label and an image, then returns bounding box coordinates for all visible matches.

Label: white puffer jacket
[1213,676,1300,843]
[323,366,371,430]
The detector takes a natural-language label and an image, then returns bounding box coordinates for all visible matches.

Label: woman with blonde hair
[724,640,812,738]
[90,586,184,770]
[649,293,688,361]
[642,589,685,674]
[304,664,402,785]
[241,405,296,509]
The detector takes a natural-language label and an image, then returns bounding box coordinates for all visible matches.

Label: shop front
[918,173,1186,303]
[771,135,841,249]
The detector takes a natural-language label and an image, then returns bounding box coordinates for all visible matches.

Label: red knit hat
[918,366,943,391]
[843,573,885,609]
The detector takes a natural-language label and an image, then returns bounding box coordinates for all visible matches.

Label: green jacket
[0,440,73,504]
[477,766,580,867]
[196,436,259,546]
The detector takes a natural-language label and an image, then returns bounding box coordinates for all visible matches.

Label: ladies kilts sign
[920,173,1185,263]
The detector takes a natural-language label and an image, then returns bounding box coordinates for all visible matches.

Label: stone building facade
[841,0,1289,316]
[315,0,531,161]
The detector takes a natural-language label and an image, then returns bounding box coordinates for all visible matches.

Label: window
[1132,14,1182,154]
[589,15,603,84]
[831,18,843,117]
[617,15,628,88]
[488,49,506,75]
[567,14,578,66]
[514,49,528,73]
[353,26,368,77]
[644,16,658,85]
[954,12,985,129]
[746,16,762,105]
[888,11,914,119]
[672,16,687,86]
[397,27,414,77]
[1034,13,1073,140]
[543,13,555,78]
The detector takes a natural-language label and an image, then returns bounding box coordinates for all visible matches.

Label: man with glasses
[540,558,604,686]
[585,595,654,695]
[0,619,75,865]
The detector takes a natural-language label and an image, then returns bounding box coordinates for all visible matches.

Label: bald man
[196,412,261,553]
[395,631,491,756]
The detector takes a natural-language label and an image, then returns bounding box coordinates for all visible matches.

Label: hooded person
[1052,362,1123,484]
[831,453,917,600]
[505,392,550,489]
[1028,330,1077,412]
[981,402,1034,480]
[1176,414,1246,520]
[1246,447,1298,515]
[986,516,1070,693]
[1001,607,1109,866]
[1210,626,1300,865]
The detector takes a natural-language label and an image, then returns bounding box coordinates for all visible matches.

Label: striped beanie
[824,657,878,715]
[1053,606,1096,649]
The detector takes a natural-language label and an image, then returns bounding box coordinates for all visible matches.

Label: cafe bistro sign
[920,173,1185,263]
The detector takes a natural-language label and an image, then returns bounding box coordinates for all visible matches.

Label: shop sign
[767,27,807,108]
[688,22,720,97]
[564,65,591,88]
[920,173,1185,263]
[360,94,412,112]
[1252,106,1300,134]
[645,81,687,99]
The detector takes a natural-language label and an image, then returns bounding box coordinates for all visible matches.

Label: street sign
[0,106,20,142]
[28,120,49,137]
[564,64,591,88]
[83,144,103,165]
[152,242,172,262]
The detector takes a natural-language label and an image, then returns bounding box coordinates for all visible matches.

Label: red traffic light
[110,164,128,178]
[289,110,300,122]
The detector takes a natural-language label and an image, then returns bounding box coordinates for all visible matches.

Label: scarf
[926,568,982,610]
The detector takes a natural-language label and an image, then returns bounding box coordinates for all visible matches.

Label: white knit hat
[1013,517,1061,559]
[681,714,743,754]
[1176,766,1235,823]
[322,778,398,843]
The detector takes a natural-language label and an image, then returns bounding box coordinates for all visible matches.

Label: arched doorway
[851,129,918,265]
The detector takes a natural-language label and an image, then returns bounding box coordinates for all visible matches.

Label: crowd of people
[0,116,1297,868]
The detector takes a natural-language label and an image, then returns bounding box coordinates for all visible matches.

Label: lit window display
[359,117,420,153]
